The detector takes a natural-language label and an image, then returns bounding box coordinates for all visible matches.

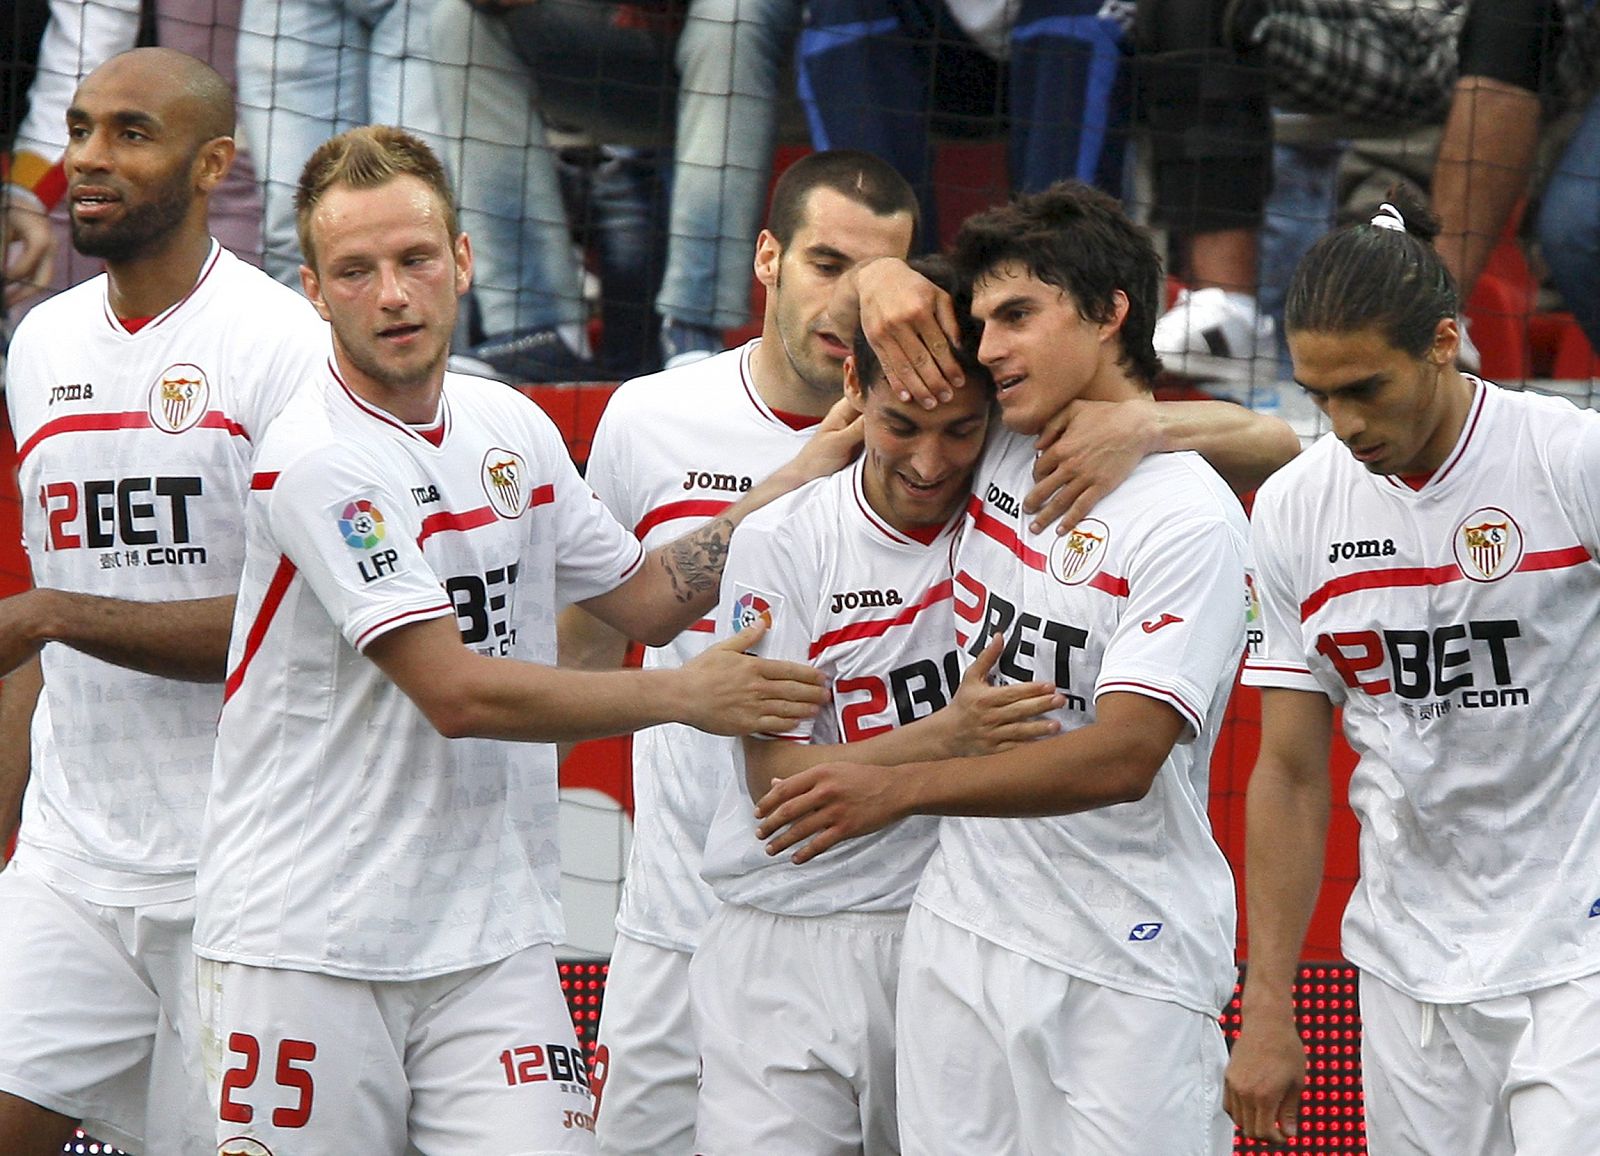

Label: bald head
[80,47,236,146]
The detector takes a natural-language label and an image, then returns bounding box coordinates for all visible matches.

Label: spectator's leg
[656,0,803,364]
[430,0,587,346]
[793,0,937,241]
[1007,0,1130,198]
[237,0,369,284]
[588,146,671,378]
[1536,91,1600,350]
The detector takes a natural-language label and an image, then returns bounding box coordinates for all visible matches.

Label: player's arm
[1223,687,1335,1145]
[576,398,863,646]
[755,690,1185,859]
[742,634,1064,799]
[0,587,234,682]
[365,614,824,743]
[1024,397,1301,533]
[0,656,42,862]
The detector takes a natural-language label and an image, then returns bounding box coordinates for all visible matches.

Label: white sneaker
[1456,314,1481,373]
[1154,288,1277,395]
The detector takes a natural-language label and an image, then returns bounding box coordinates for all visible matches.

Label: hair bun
[1370,203,1406,232]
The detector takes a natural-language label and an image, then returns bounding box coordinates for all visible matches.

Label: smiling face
[847,360,991,534]
[969,261,1132,436]
[300,174,472,412]
[756,187,915,412]
[1288,319,1472,477]
[64,54,223,262]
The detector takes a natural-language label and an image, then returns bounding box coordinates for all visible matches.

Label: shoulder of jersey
[1121,448,1241,521]
[741,470,840,538]
[609,345,745,412]
[8,271,109,339]
[1253,429,1346,504]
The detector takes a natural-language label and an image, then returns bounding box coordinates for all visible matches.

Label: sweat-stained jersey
[1243,380,1600,1002]
[583,341,818,951]
[914,429,1248,1017]
[700,459,957,915]
[193,367,644,980]
[3,242,328,902]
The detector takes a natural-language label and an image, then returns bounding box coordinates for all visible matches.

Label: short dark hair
[852,254,992,392]
[951,182,1164,385]
[766,150,919,248]
[1285,184,1458,357]
[295,125,458,270]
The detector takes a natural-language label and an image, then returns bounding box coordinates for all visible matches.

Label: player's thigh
[197,958,410,1154]
[1501,972,1600,1155]
[691,905,903,1156]
[0,864,162,1151]
[1013,975,1230,1156]
[895,908,1026,1156]
[592,933,697,1155]
[1358,972,1507,1155]
[131,895,212,1156]
[406,943,597,1155]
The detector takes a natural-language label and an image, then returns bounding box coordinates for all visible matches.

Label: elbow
[413,686,483,740]
[1102,756,1164,806]
[634,621,682,649]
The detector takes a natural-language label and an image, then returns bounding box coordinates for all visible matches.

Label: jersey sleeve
[1095,509,1249,741]
[1240,484,1330,697]
[582,387,639,530]
[532,408,646,603]
[717,502,820,743]
[267,447,454,652]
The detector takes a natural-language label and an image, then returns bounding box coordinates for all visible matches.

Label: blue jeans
[237,0,446,286]
[431,0,797,336]
[798,0,1128,244]
[1536,89,1600,350]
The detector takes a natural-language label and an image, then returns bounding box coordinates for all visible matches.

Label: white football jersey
[3,243,328,900]
[1243,380,1600,1001]
[194,368,644,979]
[915,430,1248,1017]
[584,342,818,951]
[700,460,957,915]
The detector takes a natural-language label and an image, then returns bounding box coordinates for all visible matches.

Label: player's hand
[3,201,56,309]
[679,621,825,736]
[1025,398,1161,534]
[754,759,908,863]
[1224,1010,1308,1143]
[941,633,1062,756]
[781,395,864,485]
[851,258,966,409]
[0,591,47,681]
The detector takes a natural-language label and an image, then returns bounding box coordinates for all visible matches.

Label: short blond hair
[295,125,458,270]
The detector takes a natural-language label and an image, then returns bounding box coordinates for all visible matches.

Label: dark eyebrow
[66,107,164,134]
[802,243,851,264]
[1294,372,1384,397]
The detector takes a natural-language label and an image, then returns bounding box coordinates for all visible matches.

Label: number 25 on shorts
[219,1032,318,1128]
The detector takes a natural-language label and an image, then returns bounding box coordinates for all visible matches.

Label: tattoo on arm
[659,516,734,603]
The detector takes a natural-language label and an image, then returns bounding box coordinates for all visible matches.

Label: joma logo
[830,588,904,614]
[1328,537,1397,564]
[682,470,752,493]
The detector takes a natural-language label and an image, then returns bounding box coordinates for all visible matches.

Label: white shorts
[895,905,1231,1156]
[591,932,698,1155]
[1359,969,1600,1155]
[0,860,209,1155]
[689,903,907,1156]
[197,944,597,1155]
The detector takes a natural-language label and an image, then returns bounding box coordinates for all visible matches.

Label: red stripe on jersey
[1299,545,1592,621]
[251,472,279,490]
[1244,661,1315,677]
[1099,679,1202,735]
[636,498,731,539]
[687,618,715,633]
[17,409,247,463]
[353,602,455,651]
[416,505,498,546]
[966,494,1048,571]
[808,579,954,660]
[224,556,298,703]
[528,483,555,508]
[1088,571,1130,597]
